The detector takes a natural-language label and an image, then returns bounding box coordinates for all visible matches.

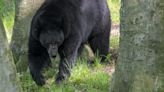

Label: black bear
[28,0,111,86]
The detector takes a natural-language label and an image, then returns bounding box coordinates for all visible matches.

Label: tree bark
[0,18,22,92]
[10,0,44,72]
[110,0,164,92]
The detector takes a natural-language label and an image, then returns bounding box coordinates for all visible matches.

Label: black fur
[28,0,111,86]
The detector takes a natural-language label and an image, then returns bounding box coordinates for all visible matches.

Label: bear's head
[32,12,64,58]
[39,28,64,58]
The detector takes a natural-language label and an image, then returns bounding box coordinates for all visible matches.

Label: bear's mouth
[48,50,57,58]
[52,55,57,58]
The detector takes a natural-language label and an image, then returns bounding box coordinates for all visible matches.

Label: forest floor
[106,24,119,76]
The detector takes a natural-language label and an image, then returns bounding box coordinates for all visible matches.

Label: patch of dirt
[110,24,119,62]
[111,24,120,36]
[104,66,115,76]
[110,48,118,62]
[104,24,120,76]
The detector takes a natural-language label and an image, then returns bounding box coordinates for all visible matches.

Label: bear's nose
[48,50,57,58]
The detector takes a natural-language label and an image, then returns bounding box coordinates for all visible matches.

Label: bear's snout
[48,45,58,58]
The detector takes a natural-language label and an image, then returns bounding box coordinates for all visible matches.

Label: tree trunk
[10,0,44,72]
[110,0,164,92]
[0,18,22,92]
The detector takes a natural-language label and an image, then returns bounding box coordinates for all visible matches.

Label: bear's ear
[31,19,43,40]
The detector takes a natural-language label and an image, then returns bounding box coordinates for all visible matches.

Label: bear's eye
[44,43,50,48]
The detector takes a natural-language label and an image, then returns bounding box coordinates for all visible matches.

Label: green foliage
[0,0,15,41]
[107,0,121,24]
[19,58,110,92]
[0,0,4,14]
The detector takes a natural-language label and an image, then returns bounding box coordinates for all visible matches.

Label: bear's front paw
[55,75,66,85]
[35,76,46,86]
[31,72,46,86]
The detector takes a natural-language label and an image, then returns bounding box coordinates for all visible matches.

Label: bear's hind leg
[89,32,110,63]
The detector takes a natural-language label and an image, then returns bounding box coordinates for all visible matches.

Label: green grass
[108,0,121,24]
[19,58,111,92]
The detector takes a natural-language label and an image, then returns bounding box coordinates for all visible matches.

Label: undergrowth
[20,57,110,92]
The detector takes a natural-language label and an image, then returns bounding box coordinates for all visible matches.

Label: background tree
[0,18,22,92]
[110,0,164,92]
[10,0,44,72]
